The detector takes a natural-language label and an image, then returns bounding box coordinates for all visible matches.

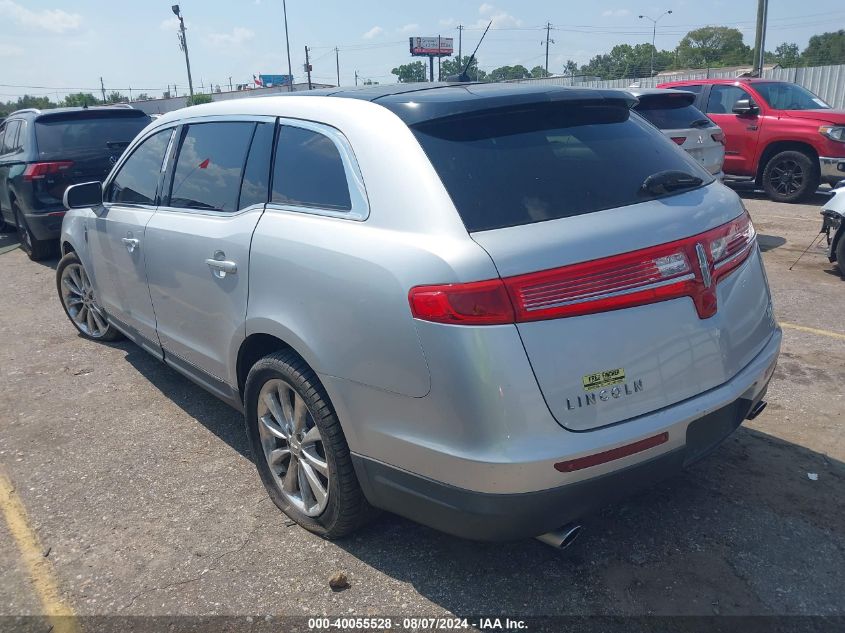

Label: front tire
[244,350,374,539]
[761,150,819,203]
[56,252,123,341]
[836,233,845,278]
[14,202,55,261]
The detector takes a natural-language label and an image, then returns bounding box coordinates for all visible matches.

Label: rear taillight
[711,132,725,144]
[23,161,74,181]
[409,212,756,325]
[670,136,686,145]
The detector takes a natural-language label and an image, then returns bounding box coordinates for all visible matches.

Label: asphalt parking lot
[1,190,844,627]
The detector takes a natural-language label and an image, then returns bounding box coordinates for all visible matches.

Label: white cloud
[601,9,631,18]
[0,43,23,57]
[0,0,81,33]
[362,25,384,39]
[398,23,419,34]
[159,16,179,31]
[471,4,522,29]
[439,17,456,28]
[207,27,255,46]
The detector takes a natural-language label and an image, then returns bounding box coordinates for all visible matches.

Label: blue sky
[1,0,843,100]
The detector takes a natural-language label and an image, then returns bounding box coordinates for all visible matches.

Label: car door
[144,118,273,398]
[88,126,176,356]
[704,84,761,177]
[0,120,21,223]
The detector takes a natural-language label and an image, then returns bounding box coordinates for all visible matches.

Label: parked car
[657,78,845,202]
[57,84,781,545]
[0,106,152,260]
[630,88,725,178]
[821,181,845,276]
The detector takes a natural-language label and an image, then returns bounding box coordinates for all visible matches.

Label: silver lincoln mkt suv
[57,83,781,546]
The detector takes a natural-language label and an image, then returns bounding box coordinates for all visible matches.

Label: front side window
[107,128,173,205]
[706,85,751,115]
[271,126,351,211]
[169,122,255,212]
[753,82,830,110]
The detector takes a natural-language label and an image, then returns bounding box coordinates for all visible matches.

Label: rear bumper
[353,394,762,542]
[22,210,64,241]
[820,156,845,184]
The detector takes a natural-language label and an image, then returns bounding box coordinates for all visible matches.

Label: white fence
[512,64,845,109]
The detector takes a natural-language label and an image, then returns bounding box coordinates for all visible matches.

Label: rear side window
[34,112,150,157]
[2,121,20,153]
[272,126,351,211]
[238,122,274,210]
[169,122,255,212]
[635,98,713,130]
[412,102,712,232]
[107,128,173,205]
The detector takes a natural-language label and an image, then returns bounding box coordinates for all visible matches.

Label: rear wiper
[689,118,712,128]
[640,170,704,197]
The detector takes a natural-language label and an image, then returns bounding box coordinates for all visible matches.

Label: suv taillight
[711,132,726,144]
[23,161,74,181]
[409,212,756,325]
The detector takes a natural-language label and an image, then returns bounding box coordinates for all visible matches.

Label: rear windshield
[634,97,713,130]
[412,102,712,232]
[35,112,150,157]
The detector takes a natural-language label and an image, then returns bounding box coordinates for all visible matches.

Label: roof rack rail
[8,108,41,117]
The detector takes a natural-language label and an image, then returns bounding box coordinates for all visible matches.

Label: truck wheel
[762,150,819,203]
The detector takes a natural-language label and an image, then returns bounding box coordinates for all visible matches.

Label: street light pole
[282,0,294,92]
[172,5,194,99]
[638,10,672,78]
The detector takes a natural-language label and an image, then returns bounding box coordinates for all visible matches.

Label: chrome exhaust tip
[535,523,582,550]
[746,400,767,420]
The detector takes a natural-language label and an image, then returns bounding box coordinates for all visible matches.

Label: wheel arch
[235,330,315,400]
[756,141,819,184]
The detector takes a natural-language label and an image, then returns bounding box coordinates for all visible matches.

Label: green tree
[135,93,151,101]
[10,94,56,110]
[391,61,428,83]
[488,64,531,81]
[563,59,579,76]
[676,26,751,68]
[107,91,127,104]
[186,93,213,106]
[530,65,550,78]
[440,55,486,81]
[771,42,801,67]
[63,92,100,107]
[581,44,671,79]
[802,30,845,66]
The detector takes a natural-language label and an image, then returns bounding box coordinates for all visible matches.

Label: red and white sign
[409,37,454,57]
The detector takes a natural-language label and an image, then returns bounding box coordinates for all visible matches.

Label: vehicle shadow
[757,234,787,252]
[105,343,845,616]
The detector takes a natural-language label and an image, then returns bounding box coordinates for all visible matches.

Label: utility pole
[639,10,672,78]
[304,46,313,90]
[172,5,195,98]
[354,70,359,86]
[282,0,294,92]
[753,0,769,76]
[99,77,106,103]
[437,35,442,81]
[429,55,435,82]
[228,76,232,92]
[335,47,340,87]
[457,24,463,62]
[543,22,554,75]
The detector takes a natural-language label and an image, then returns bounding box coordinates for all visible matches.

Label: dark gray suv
[0,106,151,260]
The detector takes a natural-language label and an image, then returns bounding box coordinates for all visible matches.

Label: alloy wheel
[60,263,110,338]
[257,378,330,517]
[770,159,804,195]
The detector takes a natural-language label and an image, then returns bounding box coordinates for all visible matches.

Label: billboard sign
[259,74,293,87]
[409,37,454,57]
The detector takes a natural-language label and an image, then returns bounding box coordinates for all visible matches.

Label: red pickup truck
[658,78,845,202]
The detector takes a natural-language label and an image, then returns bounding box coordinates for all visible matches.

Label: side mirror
[64,181,103,210]
[732,99,759,115]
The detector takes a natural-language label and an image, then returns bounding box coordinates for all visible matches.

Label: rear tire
[761,150,819,203]
[56,252,124,342]
[836,233,845,279]
[14,202,55,261]
[244,349,375,539]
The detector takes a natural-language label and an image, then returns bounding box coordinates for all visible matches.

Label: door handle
[205,258,238,277]
[121,237,139,252]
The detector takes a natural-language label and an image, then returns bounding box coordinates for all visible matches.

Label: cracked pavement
[0,190,844,619]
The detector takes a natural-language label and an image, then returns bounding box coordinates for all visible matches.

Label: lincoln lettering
[566,379,644,410]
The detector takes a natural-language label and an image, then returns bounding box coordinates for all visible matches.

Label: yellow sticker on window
[582,368,626,392]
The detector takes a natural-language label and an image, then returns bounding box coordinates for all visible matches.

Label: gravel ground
[1,189,843,628]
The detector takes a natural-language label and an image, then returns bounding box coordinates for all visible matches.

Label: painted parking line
[781,322,845,341]
[0,472,80,633]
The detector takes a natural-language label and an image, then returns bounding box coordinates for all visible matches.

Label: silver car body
[631,88,726,178]
[61,84,780,540]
